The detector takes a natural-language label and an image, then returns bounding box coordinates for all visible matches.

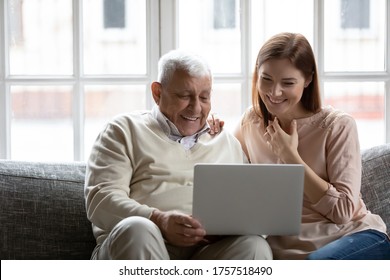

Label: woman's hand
[150,210,206,247]
[264,118,299,163]
[265,118,330,203]
[207,113,224,135]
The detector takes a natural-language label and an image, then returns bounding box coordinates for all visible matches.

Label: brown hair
[252,32,321,127]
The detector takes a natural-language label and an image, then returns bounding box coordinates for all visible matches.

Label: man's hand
[150,210,206,247]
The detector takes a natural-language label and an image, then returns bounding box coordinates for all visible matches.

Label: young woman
[211,32,390,259]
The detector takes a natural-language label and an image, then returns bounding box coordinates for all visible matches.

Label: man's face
[152,69,212,136]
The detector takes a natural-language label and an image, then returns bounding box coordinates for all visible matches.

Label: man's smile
[182,115,199,121]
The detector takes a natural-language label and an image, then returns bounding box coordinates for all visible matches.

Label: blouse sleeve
[311,113,362,224]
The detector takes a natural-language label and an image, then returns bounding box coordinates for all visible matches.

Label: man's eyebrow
[173,89,211,94]
[170,89,192,94]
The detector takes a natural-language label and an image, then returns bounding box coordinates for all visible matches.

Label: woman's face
[257,58,310,120]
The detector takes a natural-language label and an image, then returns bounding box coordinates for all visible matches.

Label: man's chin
[180,127,202,136]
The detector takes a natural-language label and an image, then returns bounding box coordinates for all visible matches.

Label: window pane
[8,0,73,75]
[324,0,386,72]
[104,0,125,28]
[251,0,313,72]
[11,86,73,161]
[178,0,241,74]
[323,82,385,149]
[210,83,242,132]
[340,0,370,29]
[83,0,147,75]
[213,0,236,29]
[84,85,147,159]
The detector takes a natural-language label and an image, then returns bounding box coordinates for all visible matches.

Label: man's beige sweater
[85,111,244,245]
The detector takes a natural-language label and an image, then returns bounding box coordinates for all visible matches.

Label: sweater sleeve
[311,113,362,224]
[84,118,155,232]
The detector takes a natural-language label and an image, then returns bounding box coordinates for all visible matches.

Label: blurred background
[0,0,388,161]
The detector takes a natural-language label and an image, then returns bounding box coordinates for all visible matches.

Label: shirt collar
[152,105,210,146]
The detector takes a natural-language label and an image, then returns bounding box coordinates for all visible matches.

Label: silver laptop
[192,163,304,236]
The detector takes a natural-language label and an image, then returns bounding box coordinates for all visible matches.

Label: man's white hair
[157,50,212,86]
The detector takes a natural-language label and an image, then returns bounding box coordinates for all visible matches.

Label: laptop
[192,163,304,236]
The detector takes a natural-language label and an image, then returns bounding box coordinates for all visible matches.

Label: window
[341,0,370,29]
[1,0,153,161]
[213,0,236,29]
[1,0,389,161]
[83,0,147,75]
[8,0,23,44]
[323,0,387,148]
[104,0,126,29]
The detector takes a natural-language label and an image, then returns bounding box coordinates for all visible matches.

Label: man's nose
[189,97,202,111]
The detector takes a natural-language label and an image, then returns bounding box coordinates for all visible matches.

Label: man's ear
[151,82,162,104]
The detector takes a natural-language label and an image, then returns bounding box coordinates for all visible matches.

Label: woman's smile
[268,95,287,104]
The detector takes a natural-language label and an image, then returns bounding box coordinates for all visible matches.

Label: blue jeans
[307,229,390,260]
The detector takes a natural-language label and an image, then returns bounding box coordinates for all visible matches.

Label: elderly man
[84,50,272,260]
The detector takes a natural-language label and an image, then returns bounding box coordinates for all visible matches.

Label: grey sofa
[1,144,389,259]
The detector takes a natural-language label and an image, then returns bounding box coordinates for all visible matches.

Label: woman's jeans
[307,229,390,260]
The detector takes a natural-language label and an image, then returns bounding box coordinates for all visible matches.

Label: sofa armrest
[0,160,95,259]
[361,144,390,236]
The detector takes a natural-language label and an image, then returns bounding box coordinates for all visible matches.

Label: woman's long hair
[252,32,322,127]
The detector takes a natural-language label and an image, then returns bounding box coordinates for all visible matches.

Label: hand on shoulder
[207,113,225,135]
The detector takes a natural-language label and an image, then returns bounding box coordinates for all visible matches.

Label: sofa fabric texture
[361,144,390,234]
[0,144,389,259]
[0,161,95,259]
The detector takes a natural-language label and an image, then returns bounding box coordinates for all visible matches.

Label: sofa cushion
[0,160,95,259]
[361,144,390,235]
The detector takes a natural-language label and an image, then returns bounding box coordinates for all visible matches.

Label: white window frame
[315,0,390,143]
[0,0,389,160]
[0,0,160,160]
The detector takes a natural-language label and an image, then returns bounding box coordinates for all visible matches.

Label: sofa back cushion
[361,144,390,235]
[0,160,95,259]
